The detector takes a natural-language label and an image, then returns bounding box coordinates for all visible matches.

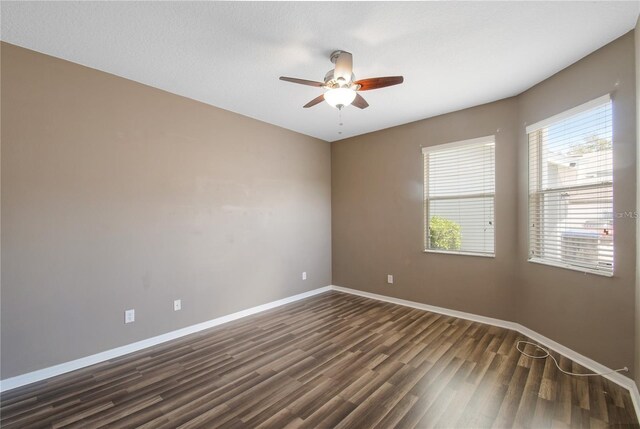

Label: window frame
[526,94,614,277]
[422,135,496,258]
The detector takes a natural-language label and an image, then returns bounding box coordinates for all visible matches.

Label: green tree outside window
[429,216,462,250]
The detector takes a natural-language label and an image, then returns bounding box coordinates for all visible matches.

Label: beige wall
[516,31,636,377]
[332,98,519,321]
[333,31,637,376]
[1,30,637,383]
[0,43,332,379]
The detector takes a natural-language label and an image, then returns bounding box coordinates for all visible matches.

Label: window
[423,136,495,256]
[527,95,613,276]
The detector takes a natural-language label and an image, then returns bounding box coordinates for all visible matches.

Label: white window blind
[423,136,495,256]
[528,95,613,276]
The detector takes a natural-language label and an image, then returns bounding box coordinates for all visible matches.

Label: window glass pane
[530,187,613,268]
[528,98,613,275]
[429,197,494,254]
[428,143,495,197]
[537,104,613,190]
[424,137,495,256]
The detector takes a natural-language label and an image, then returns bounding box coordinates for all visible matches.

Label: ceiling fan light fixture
[324,87,356,109]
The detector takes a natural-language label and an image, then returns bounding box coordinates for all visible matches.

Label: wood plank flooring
[1,291,638,428]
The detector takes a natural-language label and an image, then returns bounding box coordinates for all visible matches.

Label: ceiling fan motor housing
[329,50,355,87]
[324,70,356,88]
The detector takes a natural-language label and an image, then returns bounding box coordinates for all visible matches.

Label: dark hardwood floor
[1,291,637,428]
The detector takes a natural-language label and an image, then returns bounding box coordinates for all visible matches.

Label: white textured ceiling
[1,2,638,142]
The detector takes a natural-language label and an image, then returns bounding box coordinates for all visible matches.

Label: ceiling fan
[279,50,404,110]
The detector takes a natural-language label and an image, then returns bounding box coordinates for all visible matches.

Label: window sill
[423,249,495,258]
[528,257,613,277]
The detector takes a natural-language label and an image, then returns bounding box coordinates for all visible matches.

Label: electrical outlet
[387,274,394,284]
[174,299,182,311]
[125,309,135,324]
[302,272,307,280]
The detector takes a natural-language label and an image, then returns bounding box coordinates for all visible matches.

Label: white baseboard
[0,286,331,392]
[330,285,640,421]
[630,382,640,423]
[2,283,639,422]
[330,285,519,331]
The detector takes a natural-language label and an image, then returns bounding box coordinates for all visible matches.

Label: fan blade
[355,76,404,91]
[303,94,325,108]
[352,93,369,109]
[279,76,325,87]
[334,51,353,83]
